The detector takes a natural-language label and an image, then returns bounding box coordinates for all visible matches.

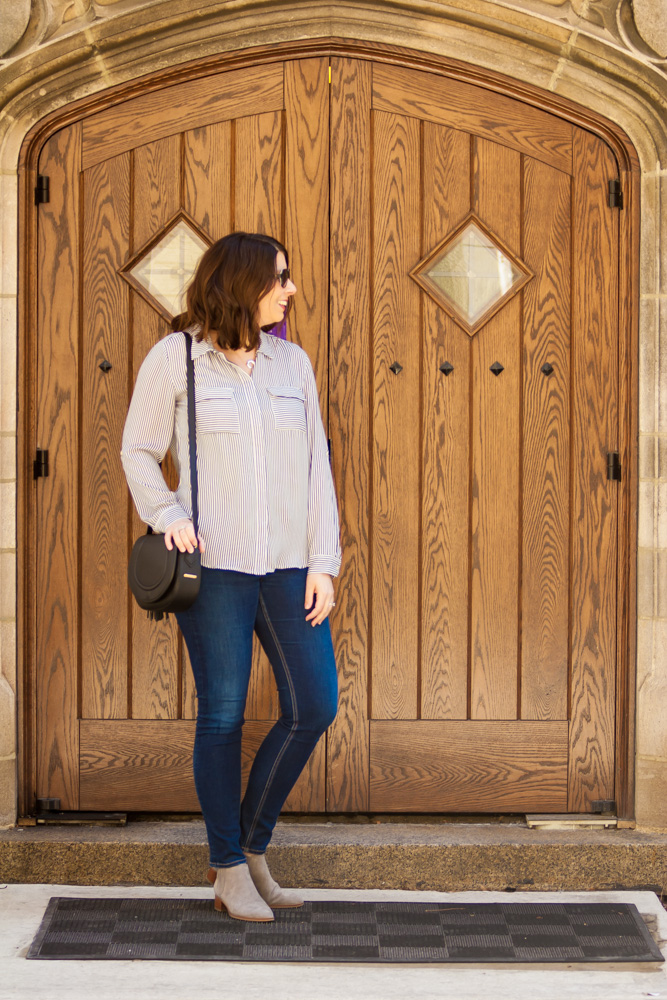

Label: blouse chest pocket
[267,386,307,433]
[195,387,240,434]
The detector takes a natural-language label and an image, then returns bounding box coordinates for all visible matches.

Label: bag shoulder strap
[184,332,199,536]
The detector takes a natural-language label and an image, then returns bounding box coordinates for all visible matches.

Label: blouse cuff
[154,504,192,534]
[307,555,341,577]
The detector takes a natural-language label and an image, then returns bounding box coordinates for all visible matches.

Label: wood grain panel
[370,720,568,811]
[35,124,82,809]
[569,132,618,809]
[373,63,572,174]
[181,639,197,721]
[80,721,199,811]
[234,109,283,721]
[133,135,181,246]
[521,158,570,720]
[184,121,232,239]
[82,65,284,170]
[79,720,323,811]
[420,123,470,720]
[130,137,181,721]
[327,57,371,810]
[371,111,421,719]
[285,57,330,399]
[234,111,282,237]
[470,139,521,720]
[81,153,130,720]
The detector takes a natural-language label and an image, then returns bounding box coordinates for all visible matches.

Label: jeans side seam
[242,590,298,850]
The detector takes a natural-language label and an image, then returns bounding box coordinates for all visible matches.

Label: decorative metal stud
[489,361,504,376]
[541,362,554,376]
[389,361,403,375]
[439,361,454,376]
[99,360,113,373]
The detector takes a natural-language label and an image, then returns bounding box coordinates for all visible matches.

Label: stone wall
[0,0,665,828]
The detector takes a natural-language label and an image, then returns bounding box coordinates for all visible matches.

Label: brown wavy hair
[172,231,291,350]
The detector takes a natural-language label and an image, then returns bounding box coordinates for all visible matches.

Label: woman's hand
[305,573,335,626]
[164,518,205,554]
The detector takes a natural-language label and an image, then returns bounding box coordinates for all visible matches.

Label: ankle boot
[244,851,305,908]
[210,862,274,921]
[207,855,304,909]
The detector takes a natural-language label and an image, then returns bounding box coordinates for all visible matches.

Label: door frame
[16,38,639,819]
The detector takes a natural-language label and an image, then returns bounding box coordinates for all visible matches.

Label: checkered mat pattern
[27,899,664,963]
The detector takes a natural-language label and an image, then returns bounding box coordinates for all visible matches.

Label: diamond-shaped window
[410,214,532,336]
[120,212,212,321]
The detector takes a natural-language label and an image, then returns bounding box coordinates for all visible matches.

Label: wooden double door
[32,54,622,816]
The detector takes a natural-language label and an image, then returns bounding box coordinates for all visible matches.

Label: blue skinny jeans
[176,567,338,868]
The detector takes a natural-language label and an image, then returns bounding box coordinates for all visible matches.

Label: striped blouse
[121,331,342,577]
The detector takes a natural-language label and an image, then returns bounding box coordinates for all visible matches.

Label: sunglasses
[275,268,291,288]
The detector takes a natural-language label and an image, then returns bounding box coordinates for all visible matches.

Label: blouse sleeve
[120,339,191,533]
[302,353,342,577]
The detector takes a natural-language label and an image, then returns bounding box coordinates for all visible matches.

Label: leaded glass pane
[425,222,524,326]
[129,220,209,317]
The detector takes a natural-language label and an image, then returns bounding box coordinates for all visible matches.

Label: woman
[121,232,341,922]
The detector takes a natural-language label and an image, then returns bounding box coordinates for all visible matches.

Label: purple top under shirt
[267,318,287,340]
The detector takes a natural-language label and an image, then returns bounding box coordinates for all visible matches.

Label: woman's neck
[214,337,259,370]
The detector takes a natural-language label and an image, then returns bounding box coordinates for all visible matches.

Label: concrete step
[2,818,667,892]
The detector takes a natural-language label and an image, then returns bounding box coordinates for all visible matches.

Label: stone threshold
[2,818,667,892]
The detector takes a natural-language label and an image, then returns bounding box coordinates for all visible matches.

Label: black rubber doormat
[27,899,664,963]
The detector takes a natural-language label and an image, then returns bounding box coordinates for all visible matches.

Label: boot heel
[210,869,225,912]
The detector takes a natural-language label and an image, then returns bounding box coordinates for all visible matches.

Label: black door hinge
[608,179,623,209]
[35,175,50,205]
[592,799,616,814]
[34,448,49,479]
[36,797,61,812]
[607,452,621,481]
[35,798,127,824]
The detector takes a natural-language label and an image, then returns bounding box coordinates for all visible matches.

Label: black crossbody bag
[128,332,201,621]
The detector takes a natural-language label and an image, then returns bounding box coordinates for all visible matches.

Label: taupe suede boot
[244,851,305,908]
[207,855,304,909]
[210,862,274,921]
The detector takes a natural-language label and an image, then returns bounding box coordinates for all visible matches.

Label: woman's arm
[121,339,191,533]
[302,355,342,578]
